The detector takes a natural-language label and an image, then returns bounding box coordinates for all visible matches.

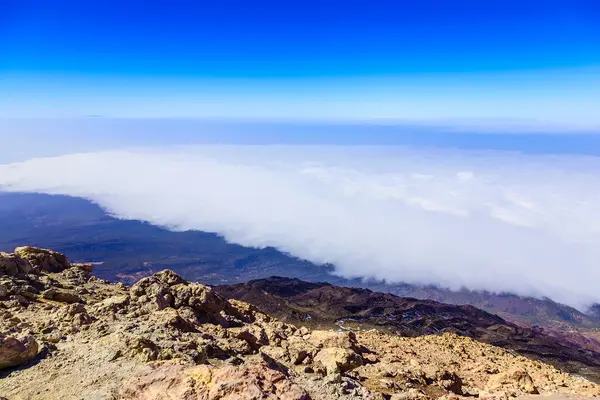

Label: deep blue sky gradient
[1,1,599,125]
[3,1,600,77]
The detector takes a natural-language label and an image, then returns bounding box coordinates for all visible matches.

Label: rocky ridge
[216,277,600,383]
[1,247,599,399]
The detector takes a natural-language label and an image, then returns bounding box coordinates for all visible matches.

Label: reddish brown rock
[119,363,310,400]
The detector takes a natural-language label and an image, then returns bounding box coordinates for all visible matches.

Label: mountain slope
[216,277,600,383]
[371,283,600,331]
[2,247,600,400]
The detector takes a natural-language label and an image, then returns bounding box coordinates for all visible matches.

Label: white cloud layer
[1,145,600,309]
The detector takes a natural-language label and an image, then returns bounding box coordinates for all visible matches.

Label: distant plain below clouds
[1,145,600,309]
[3,119,600,164]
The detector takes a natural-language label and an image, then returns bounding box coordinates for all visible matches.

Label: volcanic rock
[1,247,600,400]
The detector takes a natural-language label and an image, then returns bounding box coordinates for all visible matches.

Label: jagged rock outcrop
[128,269,239,327]
[1,247,600,400]
[14,246,71,273]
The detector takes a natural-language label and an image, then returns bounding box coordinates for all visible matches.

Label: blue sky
[1,1,600,127]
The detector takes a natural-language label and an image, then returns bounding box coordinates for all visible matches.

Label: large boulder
[171,282,228,315]
[14,247,70,273]
[129,270,185,310]
[307,330,360,352]
[0,334,39,370]
[314,347,363,375]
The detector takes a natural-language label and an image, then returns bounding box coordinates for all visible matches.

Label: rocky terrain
[216,277,600,383]
[2,247,600,399]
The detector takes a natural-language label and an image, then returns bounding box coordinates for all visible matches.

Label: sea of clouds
[1,145,600,309]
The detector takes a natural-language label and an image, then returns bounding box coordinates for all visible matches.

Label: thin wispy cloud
[1,145,600,309]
